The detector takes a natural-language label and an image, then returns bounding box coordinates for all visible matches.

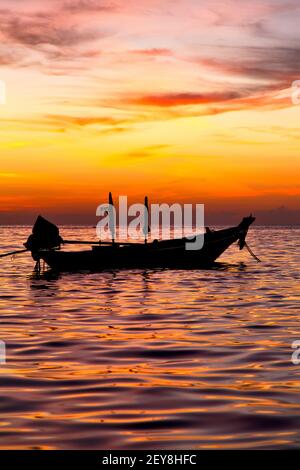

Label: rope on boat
[0,248,28,258]
[206,233,261,264]
[244,241,261,263]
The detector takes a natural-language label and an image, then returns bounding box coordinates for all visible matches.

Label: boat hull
[34,217,255,272]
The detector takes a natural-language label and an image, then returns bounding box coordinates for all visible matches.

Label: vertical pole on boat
[108,192,115,244]
[143,196,150,244]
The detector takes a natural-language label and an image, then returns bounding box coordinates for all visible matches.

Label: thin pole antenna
[108,192,115,244]
[143,196,150,244]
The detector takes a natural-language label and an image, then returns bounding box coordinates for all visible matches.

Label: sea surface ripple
[0,226,299,449]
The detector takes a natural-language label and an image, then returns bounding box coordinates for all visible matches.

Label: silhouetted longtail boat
[23,214,256,272]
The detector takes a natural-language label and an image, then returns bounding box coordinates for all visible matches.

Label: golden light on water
[0,226,299,449]
[0,0,300,452]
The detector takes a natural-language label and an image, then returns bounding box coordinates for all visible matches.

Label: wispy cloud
[3,19,97,48]
[62,0,116,14]
[0,4,109,72]
[45,114,128,127]
[122,91,242,108]
[1,0,300,224]
[197,46,300,87]
[129,48,173,57]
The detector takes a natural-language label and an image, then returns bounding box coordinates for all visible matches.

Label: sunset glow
[0,0,300,224]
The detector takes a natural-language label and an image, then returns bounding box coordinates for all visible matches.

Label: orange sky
[0,0,300,224]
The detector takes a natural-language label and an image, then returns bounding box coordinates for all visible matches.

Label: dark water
[0,226,299,449]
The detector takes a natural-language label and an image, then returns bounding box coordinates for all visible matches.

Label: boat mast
[143,196,150,244]
[108,192,115,244]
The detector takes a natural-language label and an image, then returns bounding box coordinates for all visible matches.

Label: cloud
[102,83,292,121]
[129,48,173,56]
[0,49,21,66]
[42,113,136,134]
[198,46,300,87]
[124,144,171,160]
[0,0,298,116]
[3,17,98,47]
[207,0,299,27]
[123,91,242,108]
[99,126,132,135]
[0,114,133,135]
[79,85,290,124]
[0,5,107,71]
[62,0,115,13]
[45,114,129,127]
[255,206,300,225]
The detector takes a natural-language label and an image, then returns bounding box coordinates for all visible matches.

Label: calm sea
[0,226,299,449]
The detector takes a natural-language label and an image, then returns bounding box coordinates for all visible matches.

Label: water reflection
[0,226,299,449]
